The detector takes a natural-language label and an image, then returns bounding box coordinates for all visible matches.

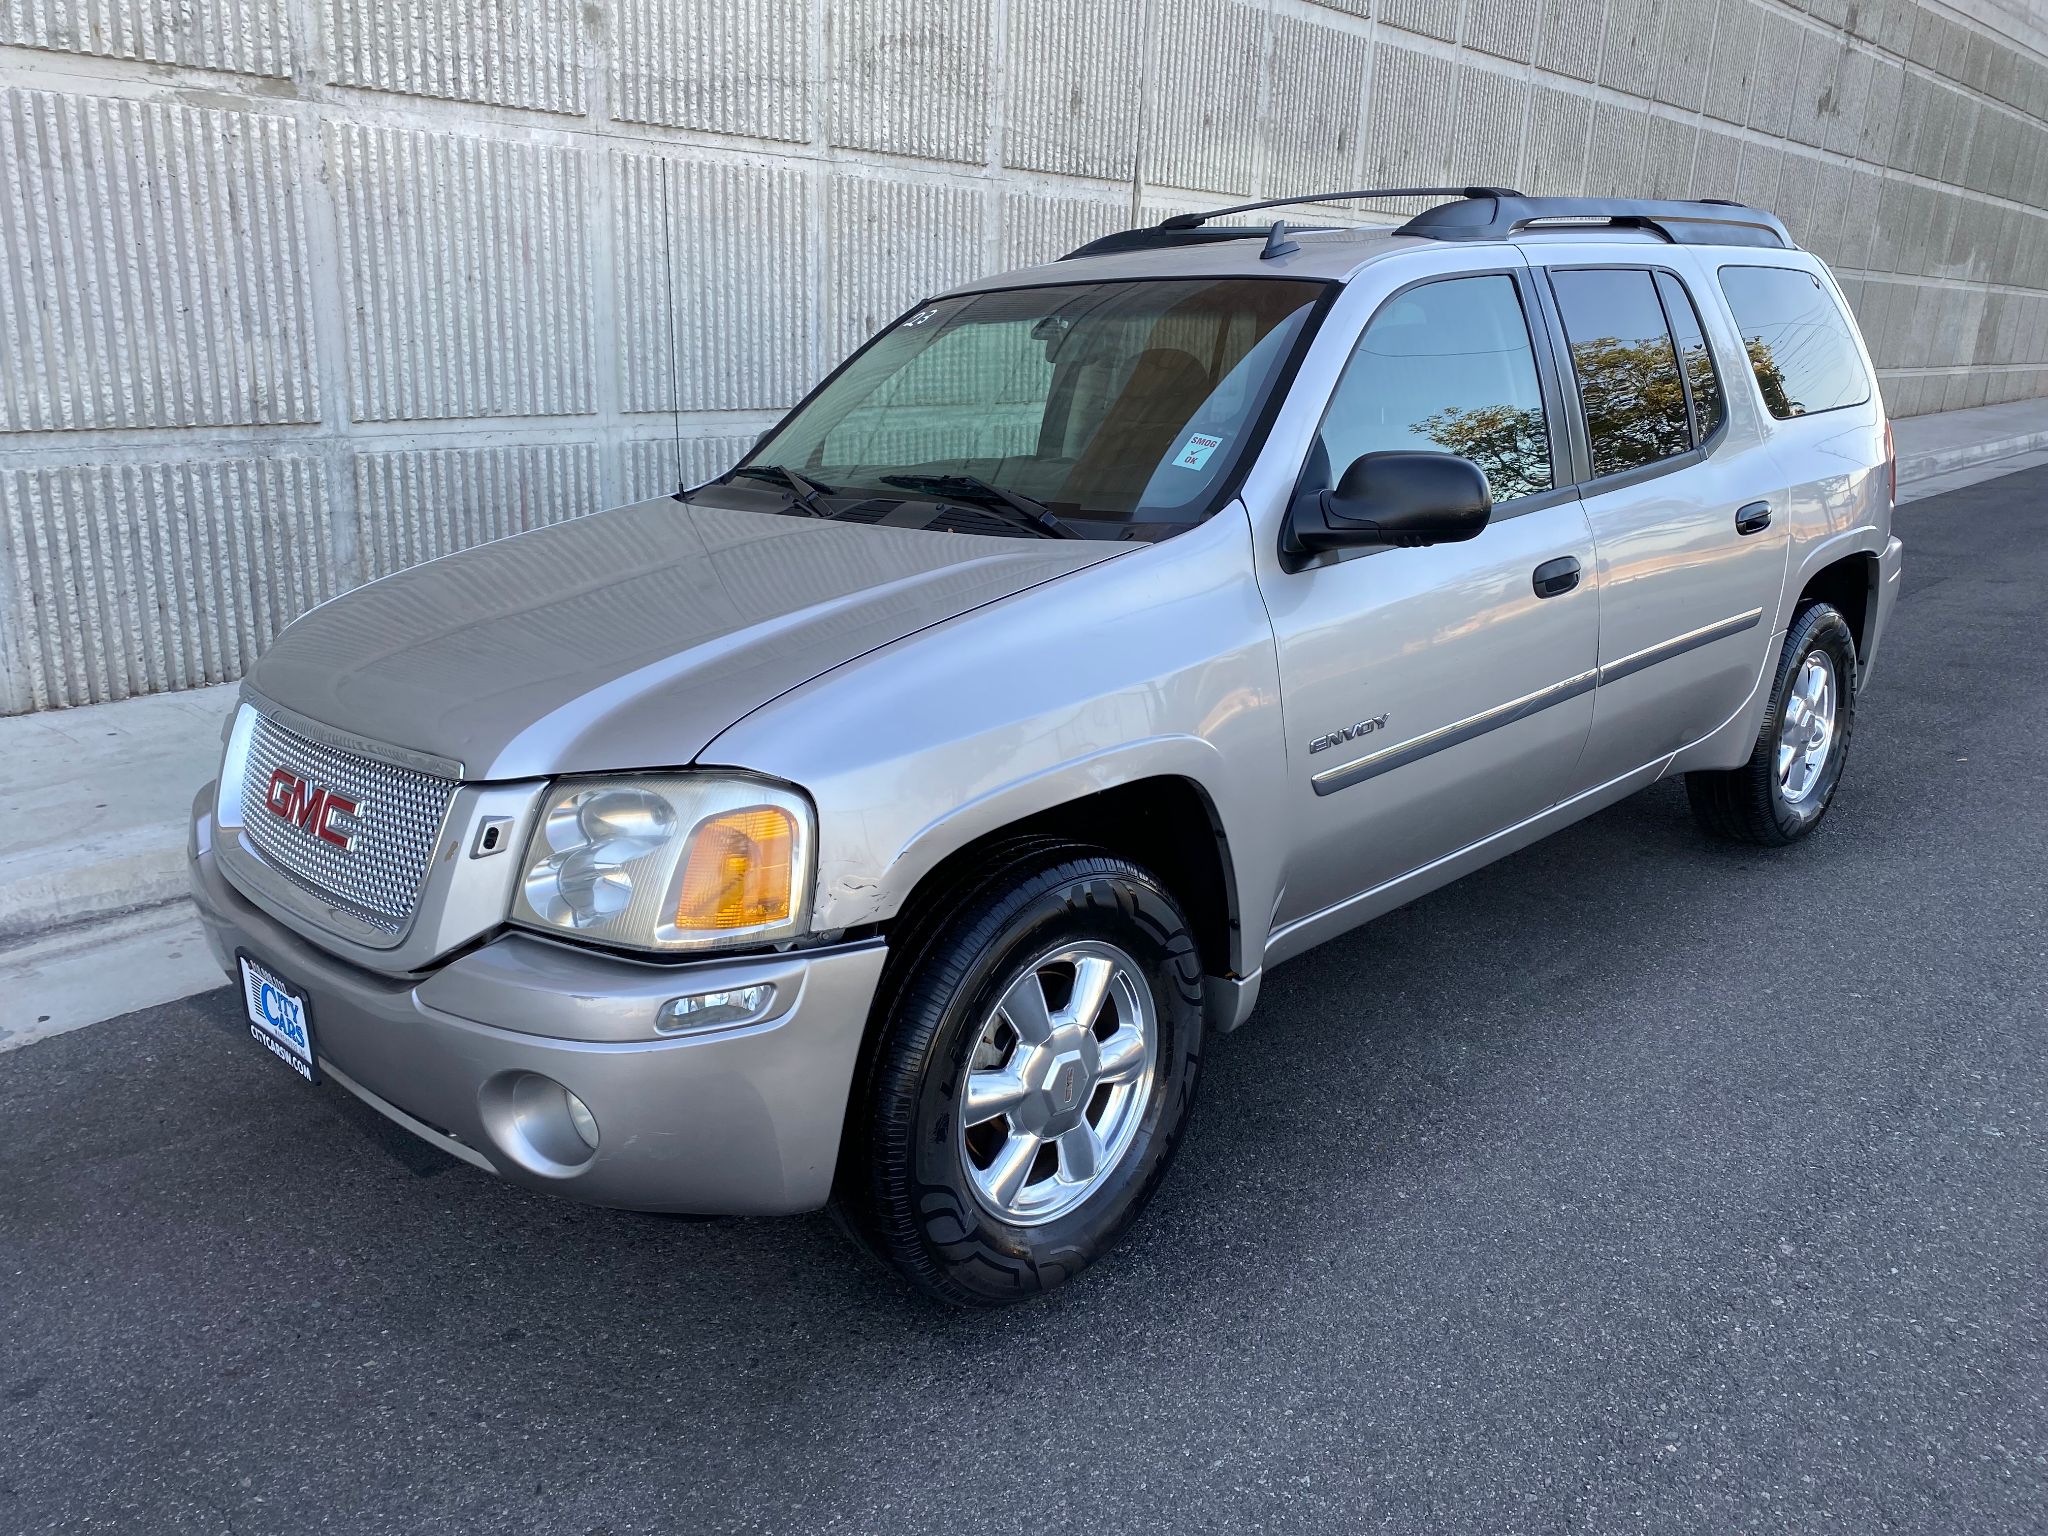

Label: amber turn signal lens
[674,807,797,930]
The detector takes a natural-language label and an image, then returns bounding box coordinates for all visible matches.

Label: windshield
[734,277,1327,540]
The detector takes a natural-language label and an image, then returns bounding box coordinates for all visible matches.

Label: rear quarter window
[1717,265,1871,420]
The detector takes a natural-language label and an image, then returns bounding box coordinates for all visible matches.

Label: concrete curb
[0,830,191,943]
[1897,429,2048,484]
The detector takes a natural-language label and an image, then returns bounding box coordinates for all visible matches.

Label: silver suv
[190,189,1903,1304]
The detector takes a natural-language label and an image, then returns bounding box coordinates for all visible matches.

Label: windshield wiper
[730,463,835,517]
[877,473,1083,540]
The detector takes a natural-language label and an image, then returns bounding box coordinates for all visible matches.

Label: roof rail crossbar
[1398,194,1793,249]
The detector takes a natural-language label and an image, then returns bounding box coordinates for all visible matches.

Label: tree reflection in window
[1313,274,1553,507]
[1550,269,1694,479]
[1745,338,1796,416]
[1410,402,1551,501]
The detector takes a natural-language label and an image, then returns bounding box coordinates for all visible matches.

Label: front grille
[237,712,458,934]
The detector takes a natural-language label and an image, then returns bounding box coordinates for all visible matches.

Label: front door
[1257,266,1600,933]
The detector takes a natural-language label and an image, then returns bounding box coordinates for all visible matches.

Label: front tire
[1686,601,1859,846]
[842,849,1204,1306]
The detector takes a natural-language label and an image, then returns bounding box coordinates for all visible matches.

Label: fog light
[656,982,776,1034]
[477,1071,601,1176]
[564,1090,599,1150]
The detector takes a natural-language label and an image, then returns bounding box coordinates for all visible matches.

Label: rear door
[1540,254,1790,786]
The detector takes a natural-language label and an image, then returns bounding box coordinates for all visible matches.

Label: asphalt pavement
[3,469,2044,1534]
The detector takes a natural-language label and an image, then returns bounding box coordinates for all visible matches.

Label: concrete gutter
[4,397,2047,1048]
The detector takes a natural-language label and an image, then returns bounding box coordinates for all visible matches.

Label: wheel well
[1798,553,1877,661]
[889,777,1240,980]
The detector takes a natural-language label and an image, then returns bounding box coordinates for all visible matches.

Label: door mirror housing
[1285,450,1493,557]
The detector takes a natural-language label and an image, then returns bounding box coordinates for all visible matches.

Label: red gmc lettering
[264,767,358,849]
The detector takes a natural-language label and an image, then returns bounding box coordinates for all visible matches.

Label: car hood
[247,497,1129,780]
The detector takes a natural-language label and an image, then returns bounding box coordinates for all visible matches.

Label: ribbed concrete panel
[612,150,816,415]
[1452,65,1528,198]
[0,0,289,75]
[1585,100,1648,198]
[329,122,593,422]
[1735,139,1782,214]
[0,89,318,432]
[1,458,331,713]
[828,173,985,359]
[1362,43,1456,206]
[1773,152,1817,237]
[1787,30,1841,150]
[1803,158,1853,264]
[1464,0,1537,65]
[1825,46,1872,159]
[355,443,602,581]
[619,434,757,505]
[1860,54,1903,165]
[1641,115,1697,200]
[1005,0,1140,180]
[1538,0,1607,85]
[1380,0,1455,44]
[1522,84,1591,196]
[613,0,809,141]
[831,0,990,165]
[325,0,583,112]
[999,188,1123,271]
[1596,0,1662,98]
[1266,16,1369,194]
[1147,0,1264,196]
[1652,0,1714,112]
[1705,0,1761,126]
[1747,10,1801,138]
[1690,125,1744,201]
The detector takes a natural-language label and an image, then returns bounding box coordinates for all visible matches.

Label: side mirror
[1285,450,1492,557]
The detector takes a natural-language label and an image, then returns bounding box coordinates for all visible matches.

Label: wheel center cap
[1044,1049,1088,1116]
[1019,1030,1097,1134]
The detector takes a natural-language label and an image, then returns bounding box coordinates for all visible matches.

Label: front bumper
[189,794,886,1215]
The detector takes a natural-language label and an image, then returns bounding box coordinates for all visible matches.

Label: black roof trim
[1059,187,1794,262]
[1397,194,1793,248]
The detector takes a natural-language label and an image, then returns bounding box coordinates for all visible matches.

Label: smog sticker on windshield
[1172,432,1224,470]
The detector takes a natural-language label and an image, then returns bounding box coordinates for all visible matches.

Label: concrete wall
[3,0,2046,714]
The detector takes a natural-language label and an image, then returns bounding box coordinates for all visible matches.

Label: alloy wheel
[957,940,1157,1226]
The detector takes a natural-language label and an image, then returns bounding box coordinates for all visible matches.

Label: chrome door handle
[1735,500,1772,535]
[1532,556,1581,598]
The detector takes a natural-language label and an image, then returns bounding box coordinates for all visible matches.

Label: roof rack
[1061,186,1517,261]
[1059,187,1793,261]
[1398,193,1793,248]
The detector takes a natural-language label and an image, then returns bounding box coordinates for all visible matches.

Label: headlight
[510,775,813,952]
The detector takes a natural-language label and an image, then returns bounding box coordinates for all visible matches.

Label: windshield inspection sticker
[1172,432,1224,470]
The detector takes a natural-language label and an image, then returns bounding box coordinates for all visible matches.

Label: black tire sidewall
[1768,604,1859,838]
[879,858,1203,1304]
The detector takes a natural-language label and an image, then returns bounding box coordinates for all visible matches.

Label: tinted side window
[1312,274,1551,504]
[1655,271,1725,443]
[1550,268,1692,479]
[1718,265,1870,419]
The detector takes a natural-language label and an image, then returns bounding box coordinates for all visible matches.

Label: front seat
[1059,346,1211,510]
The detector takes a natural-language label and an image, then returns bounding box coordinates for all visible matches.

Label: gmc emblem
[264,767,361,850]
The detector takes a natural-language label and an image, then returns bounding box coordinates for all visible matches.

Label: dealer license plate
[238,954,318,1084]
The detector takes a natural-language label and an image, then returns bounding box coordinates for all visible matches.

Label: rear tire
[1686,601,1858,846]
[840,848,1204,1306]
